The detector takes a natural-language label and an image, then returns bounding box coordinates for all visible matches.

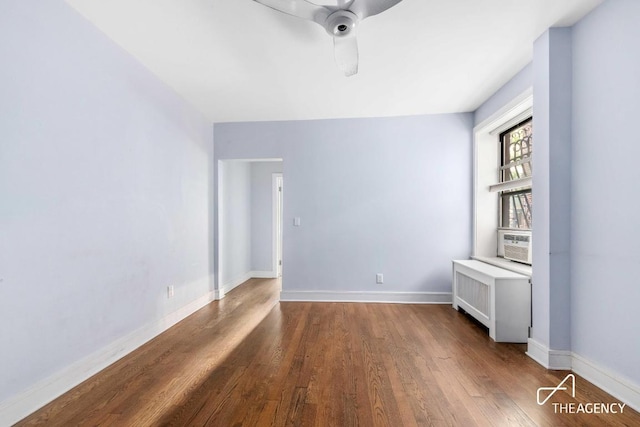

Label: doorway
[216,159,283,298]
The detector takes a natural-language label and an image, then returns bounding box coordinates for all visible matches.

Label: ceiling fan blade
[349,0,403,20]
[337,0,356,9]
[253,0,331,25]
[334,33,358,76]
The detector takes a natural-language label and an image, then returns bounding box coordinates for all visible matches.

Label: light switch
[294,217,301,226]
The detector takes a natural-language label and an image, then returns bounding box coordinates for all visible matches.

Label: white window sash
[500,156,531,171]
[489,177,532,193]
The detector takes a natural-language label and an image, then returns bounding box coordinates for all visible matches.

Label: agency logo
[537,373,626,415]
[537,373,575,405]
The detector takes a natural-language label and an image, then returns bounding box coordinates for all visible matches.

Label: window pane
[501,190,532,229]
[501,119,533,182]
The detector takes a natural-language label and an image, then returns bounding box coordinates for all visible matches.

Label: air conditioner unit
[498,230,532,265]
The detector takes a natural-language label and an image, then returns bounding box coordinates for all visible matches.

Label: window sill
[471,256,532,278]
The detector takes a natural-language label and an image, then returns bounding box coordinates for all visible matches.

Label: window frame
[498,118,533,231]
[471,89,533,274]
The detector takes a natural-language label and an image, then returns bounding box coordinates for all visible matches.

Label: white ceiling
[65,0,603,123]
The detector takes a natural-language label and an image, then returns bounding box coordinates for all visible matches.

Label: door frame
[271,173,283,278]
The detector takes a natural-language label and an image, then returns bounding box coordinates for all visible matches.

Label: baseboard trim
[0,291,216,427]
[526,338,572,370]
[572,353,640,412]
[525,338,550,368]
[526,339,640,412]
[280,290,452,304]
[250,270,276,279]
[549,350,573,370]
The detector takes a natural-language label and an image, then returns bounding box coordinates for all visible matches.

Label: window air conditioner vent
[498,230,532,265]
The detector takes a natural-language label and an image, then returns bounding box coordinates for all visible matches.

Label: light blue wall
[474,63,532,127]
[474,0,640,393]
[532,28,573,351]
[251,161,283,273]
[0,0,213,406]
[219,161,252,286]
[571,0,640,385]
[214,114,473,294]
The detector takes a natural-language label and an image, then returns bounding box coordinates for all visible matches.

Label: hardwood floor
[17,278,639,426]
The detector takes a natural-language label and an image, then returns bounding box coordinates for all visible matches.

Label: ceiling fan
[252,0,404,76]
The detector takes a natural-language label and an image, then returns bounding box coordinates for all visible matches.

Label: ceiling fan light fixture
[325,10,358,37]
[252,0,405,75]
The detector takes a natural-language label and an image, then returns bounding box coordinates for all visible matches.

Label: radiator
[452,260,531,343]
[455,271,489,318]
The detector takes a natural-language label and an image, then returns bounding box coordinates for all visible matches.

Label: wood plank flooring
[17,278,640,426]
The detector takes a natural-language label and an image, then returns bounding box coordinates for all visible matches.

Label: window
[499,119,532,230]
[472,89,533,272]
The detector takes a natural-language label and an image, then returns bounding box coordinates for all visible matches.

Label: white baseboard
[0,291,216,427]
[527,338,640,412]
[280,290,452,304]
[250,270,276,279]
[525,338,550,367]
[550,350,573,370]
[572,353,640,413]
[526,338,572,370]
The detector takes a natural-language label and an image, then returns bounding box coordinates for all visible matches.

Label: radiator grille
[456,271,489,316]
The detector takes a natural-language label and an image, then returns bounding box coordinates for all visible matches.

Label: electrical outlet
[376,273,384,284]
[167,285,174,298]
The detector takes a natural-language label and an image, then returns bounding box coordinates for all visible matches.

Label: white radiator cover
[452,260,531,343]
